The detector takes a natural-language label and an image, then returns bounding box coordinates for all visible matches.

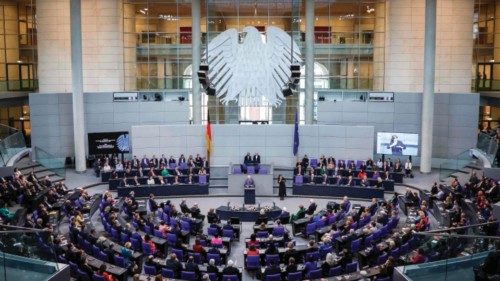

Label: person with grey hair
[222,259,240,276]
[206,258,218,274]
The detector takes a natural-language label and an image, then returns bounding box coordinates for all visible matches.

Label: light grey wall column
[192,0,202,124]
[70,0,86,172]
[304,0,315,124]
[420,0,437,173]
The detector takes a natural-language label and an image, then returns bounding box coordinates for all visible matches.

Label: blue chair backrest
[266,274,281,281]
[77,269,90,281]
[144,264,157,275]
[345,261,358,273]
[222,275,238,281]
[295,175,303,185]
[307,269,322,279]
[172,248,184,261]
[92,274,105,281]
[207,253,221,265]
[208,227,218,236]
[161,268,175,278]
[223,229,234,238]
[247,166,255,174]
[257,231,269,238]
[181,271,196,280]
[329,265,342,277]
[208,273,217,281]
[306,251,320,262]
[287,271,303,281]
[246,255,260,268]
[114,255,125,268]
[272,227,285,237]
[265,254,279,266]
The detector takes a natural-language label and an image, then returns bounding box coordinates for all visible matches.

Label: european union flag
[293,112,299,156]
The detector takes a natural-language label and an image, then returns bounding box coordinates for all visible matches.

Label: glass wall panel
[123,0,384,124]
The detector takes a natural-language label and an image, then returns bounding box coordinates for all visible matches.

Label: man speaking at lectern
[244,175,255,189]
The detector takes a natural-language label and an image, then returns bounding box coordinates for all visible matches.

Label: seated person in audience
[286,257,298,273]
[247,244,259,256]
[348,161,356,170]
[359,161,367,171]
[344,175,354,186]
[253,153,260,164]
[190,203,203,219]
[148,168,156,177]
[150,155,158,169]
[263,260,280,279]
[377,256,396,279]
[306,199,317,215]
[256,209,268,225]
[102,161,112,172]
[291,205,306,222]
[222,260,240,277]
[415,211,429,231]
[358,169,367,180]
[410,248,426,264]
[185,256,201,279]
[159,154,168,166]
[206,259,218,275]
[109,170,118,180]
[211,234,222,246]
[144,234,157,254]
[160,166,170,178]
[375,177,383,188]
[247,233,259,248]
[277,207,290,222]
[283,242,296,264]
[157,176,165,185]
[307,169,315,184]
[207,208,219,224]
[369,198,378,215]
[336,249,353,270]
[168,156,176,165]
[295,164,303,176]
[244,175,255,188]
[360,175,369,187]
[338,160,346,170]
[192,238,206,255]
[195,154,203,167]
[265,241,279,255]
[198,167,207,175]
[244,152,253,165]
[301,155,309,169]
[147,176,155,185]
[178,154,186,164]
[394,161,402,173]
[140,155,150,169]
[322,253,336,277]
[165,253,182,278]
[79,256,95,278]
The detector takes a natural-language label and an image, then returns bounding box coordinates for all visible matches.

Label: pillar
[192,0,202,124]
[304,0,314,124]
[70,0,86,173]
[420,0,436,173]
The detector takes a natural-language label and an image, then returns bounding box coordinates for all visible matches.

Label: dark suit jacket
[244,155,252,165]
[253,155,261,164]
[166,259,183,278]
[222,266,240,276]
[263,266,281,278]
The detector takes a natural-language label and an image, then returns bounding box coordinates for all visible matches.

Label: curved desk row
[109,175,209,190]
[216,206,282,222]
[117,184,209,197]
[292,184,385,199]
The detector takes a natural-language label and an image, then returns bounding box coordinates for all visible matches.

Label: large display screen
[88,132,130,155]
[376,132,419,156]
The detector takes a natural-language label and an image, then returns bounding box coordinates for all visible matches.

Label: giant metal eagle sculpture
[203,26,302,107]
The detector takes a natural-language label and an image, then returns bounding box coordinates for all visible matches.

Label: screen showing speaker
[88,132,130,155]
[376,132,419,156]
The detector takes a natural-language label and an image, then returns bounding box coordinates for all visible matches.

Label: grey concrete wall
[29,92,189,158]
[131,124,374,166]
[317,93,479,165]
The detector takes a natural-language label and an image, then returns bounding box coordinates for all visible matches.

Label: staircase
[14,157,65,184]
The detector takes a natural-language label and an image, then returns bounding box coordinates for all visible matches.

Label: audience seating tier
[293,185,385,199]
[116,184,209,197]
[216,206,282,222]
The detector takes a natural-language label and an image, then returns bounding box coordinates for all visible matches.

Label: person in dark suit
[286,257,298,273]
[206,258,219,274]
[253,153,261,164]
[283,242,296,265]
[244,175,255,188]
[178,154,186,164]
[222,260,240,276]
[184,256,201,279]
[150,155,159,169]
[165,253,183,278]
[306,199,317,215]
[476,240,500,280]
[301,155,309,169]
[278,174,286,200]
[263,260,280,280]
[344,175,354,186]
[244,153,252,165]
[140,155,150,169]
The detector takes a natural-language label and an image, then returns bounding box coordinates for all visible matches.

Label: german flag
[205,111,212,161]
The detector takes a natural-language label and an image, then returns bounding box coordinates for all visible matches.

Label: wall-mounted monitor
[88,131,130,155]
[376,132,419,156]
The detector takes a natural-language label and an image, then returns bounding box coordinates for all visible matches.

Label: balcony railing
[0,124,26,167]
